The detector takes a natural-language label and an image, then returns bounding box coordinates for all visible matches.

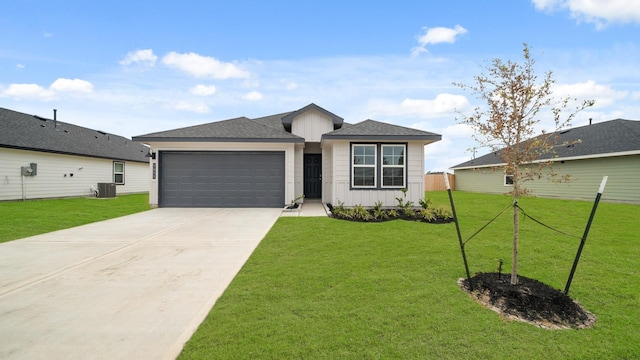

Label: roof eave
[132,136,305,143]
[322,134,442,141]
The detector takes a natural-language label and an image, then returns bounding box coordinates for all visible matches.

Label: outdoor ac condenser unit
[97,182,116,198]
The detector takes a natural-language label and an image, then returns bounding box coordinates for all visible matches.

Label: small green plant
[419,208,437,222]
[372,201,387,220]
[419,198,432,209]
[433,206,453,220]
[403,208,416,218]
[395,188,414,210]
[331,200,347,217]
[352,204,371,221]
[387,209,399,218]
[290,194,305,205]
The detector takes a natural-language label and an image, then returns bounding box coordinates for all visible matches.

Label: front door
[304,154,322,199]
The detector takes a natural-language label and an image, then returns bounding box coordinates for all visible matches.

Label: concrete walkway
[0,208,281,360]
[280,199,329,217]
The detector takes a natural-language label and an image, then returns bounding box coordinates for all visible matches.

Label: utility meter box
[20,163,37,176]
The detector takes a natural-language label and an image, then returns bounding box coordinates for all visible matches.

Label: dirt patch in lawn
[459,272,596,330]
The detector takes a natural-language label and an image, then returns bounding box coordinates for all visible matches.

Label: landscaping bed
[459,272,596,329]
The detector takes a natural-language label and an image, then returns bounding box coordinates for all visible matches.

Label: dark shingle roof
[451,119,640,169]
[0,107,149,162]
[132,105,440,143]
[133,115,304,143]
[322,119,442,141]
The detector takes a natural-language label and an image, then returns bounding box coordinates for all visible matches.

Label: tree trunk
[511,197,519,285]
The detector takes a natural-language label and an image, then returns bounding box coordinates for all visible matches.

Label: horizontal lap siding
[0,148,148,201]
[454,155,640,203]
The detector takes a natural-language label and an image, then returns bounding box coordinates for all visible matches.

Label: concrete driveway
[0,208,282,360]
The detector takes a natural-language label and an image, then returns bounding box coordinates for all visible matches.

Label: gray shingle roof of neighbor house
[322,119,442,141]
[450,119,640,169]
[133,115,306,143]
[0,107,149,162]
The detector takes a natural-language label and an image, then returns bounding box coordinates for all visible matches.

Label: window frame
[381,144,406,188]
[504,174,514,186]
[113,161,125,185]
[350,143,407,190]
[351,144,377,188]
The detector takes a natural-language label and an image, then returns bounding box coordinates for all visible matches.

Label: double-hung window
[114,161,125,185]
[382,145,405,188]
[351,143,406,189]
[352,144,376,187]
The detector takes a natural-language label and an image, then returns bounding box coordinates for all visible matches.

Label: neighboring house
[132,103,441,208]
[450,119,640,204]
[0,107,149,201]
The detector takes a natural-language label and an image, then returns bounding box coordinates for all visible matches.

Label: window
[504,174,514,186]
[352,145,376,187]
[114,161,125,185]
[351,143,406,189]
[381,145,405,188]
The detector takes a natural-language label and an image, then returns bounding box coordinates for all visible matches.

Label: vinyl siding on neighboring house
[454,154,640,203]
[327,140,426,207]
[0,148,148,201]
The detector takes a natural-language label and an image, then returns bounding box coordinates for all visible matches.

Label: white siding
[325,140,426,207]
[294,143,304,202]
[322,144,333,203]
[291,109,334,142]
[146,141,296,207]
[454,155,640,204]
[0,148,148,201]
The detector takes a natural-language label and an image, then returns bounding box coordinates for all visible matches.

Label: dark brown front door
[304,154,322,199]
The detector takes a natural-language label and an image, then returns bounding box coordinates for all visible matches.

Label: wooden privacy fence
[425,172,455,191]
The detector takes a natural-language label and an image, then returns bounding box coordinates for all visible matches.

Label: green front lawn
[180,192,640,359]
[0,193,151,243]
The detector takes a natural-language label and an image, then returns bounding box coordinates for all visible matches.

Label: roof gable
[0,107,149,162]
[451,119,640,169]
[281,103,344,132]
[322,119,441,142]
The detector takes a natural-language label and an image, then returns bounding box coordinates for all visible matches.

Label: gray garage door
[159,151,285,208]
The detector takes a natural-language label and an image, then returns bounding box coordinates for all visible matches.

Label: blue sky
[2,0,639,171]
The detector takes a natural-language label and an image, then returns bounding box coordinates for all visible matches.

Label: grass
[179,191,640,359]
[0,193,151,243]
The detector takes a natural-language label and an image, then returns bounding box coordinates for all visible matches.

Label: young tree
[454,43,594,285]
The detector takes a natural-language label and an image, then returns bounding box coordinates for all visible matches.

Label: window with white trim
[114,161,125,185]
[351,143,407,189]
[504,174,514,186]
[352,144,376,187]
[381,144,405,188]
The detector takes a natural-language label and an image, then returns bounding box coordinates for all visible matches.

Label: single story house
[132,103,441,208]
[450,119,640,204]
[0,107,150,201]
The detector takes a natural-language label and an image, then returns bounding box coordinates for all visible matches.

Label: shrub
[434,206,453,220]
[352,204,371,221]
[419,208,437,222]
[419,198,432,209]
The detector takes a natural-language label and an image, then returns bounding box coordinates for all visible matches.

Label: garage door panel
[159,151,285,208]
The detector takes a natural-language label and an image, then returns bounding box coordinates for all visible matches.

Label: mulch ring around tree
[458,272,596,330]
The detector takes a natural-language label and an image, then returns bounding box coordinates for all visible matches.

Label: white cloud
[531,0,640,28]
[119,49,158,67]
[171,101,210,113]
[552,80,627,107]
[243,91,263,101]
[370,94,471,119]
[42,31,53,38]
[50,78,94,93]
[162,52,250,79]
[2,83,54,99]
[412,25,467,56]
[16,64,25,69]
[190,84,217,96]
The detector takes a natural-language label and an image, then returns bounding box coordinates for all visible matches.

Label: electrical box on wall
[20,163,38,176]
